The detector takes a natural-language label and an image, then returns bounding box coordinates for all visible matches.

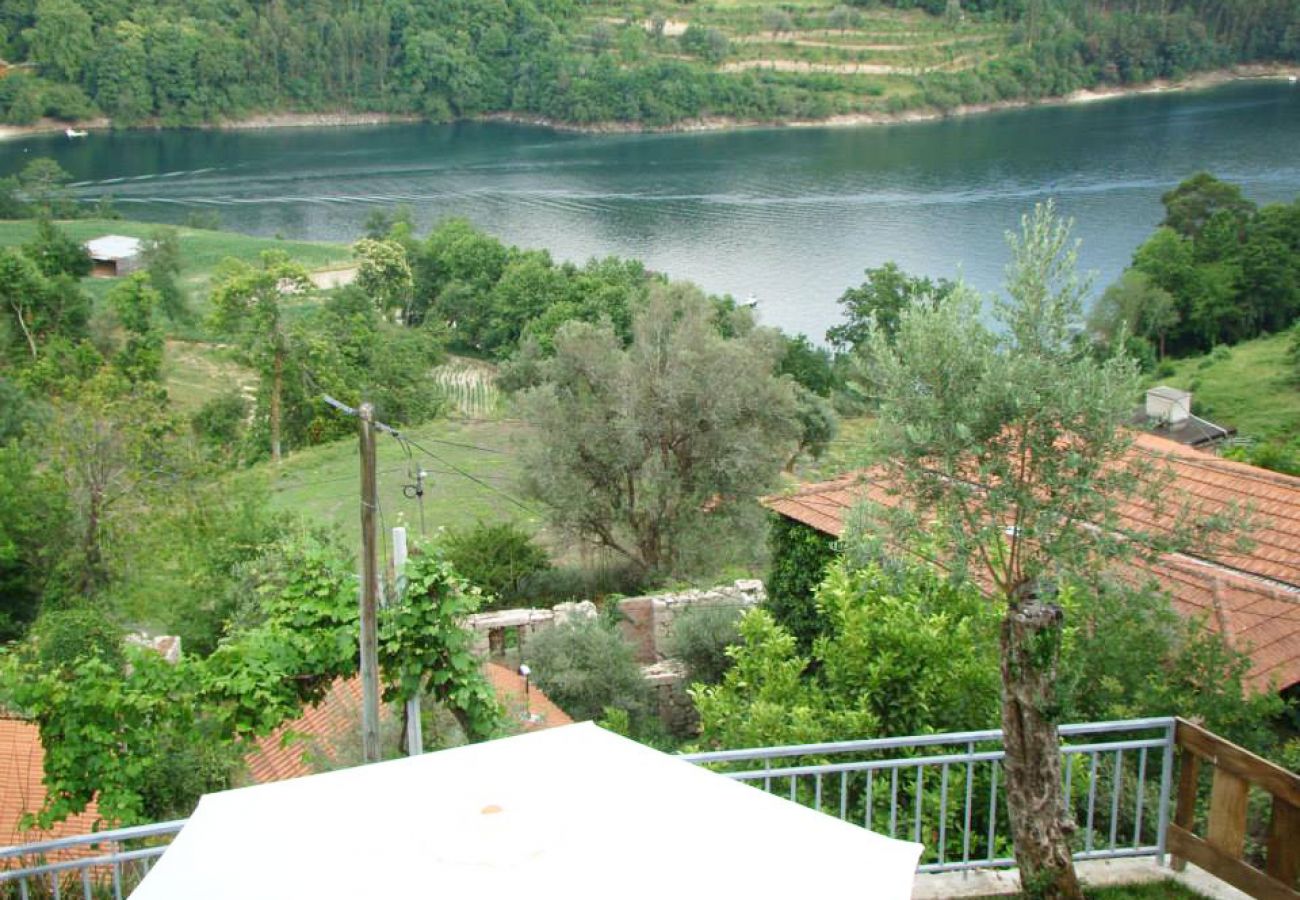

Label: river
[5,81,1299,341]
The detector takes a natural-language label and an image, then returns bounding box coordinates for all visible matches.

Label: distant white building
[84,234,143,277]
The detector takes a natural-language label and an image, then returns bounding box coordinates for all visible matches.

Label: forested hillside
[0,0,1294,129]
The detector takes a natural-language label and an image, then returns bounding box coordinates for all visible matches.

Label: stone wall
[463,581,765,736]
[617,579,766,664]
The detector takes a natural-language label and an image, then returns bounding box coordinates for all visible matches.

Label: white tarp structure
[132,722,923,899]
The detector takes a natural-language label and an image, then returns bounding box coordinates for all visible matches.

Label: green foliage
[0,246,91,364]
[523,615,651,724]
[190,390,250,461]
[1056,577,1285,751]
[437,521,551,609]
[17,159,75,217]
[1124,176,1300,355]
[28,606,124,673]
[380,550,502,742]
[107,273,164,382]
[22,217,91,279]
[779,334,838,396]
[664,603,744,686]
[765,514,838,649]
[859,201,1146,600]
[142,228,188,323]
[3,534,503,827]
[826,262,957,353]
[414,219,650,360]
[0,444,69,642]
[517,282,800,576]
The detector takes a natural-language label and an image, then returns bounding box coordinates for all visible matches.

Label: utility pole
[358,402,381,764]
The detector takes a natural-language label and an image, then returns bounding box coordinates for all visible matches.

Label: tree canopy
[517,282,801,576]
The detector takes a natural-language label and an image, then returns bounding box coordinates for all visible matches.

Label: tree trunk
[1000,600,1083,900]
[270,347,283,464]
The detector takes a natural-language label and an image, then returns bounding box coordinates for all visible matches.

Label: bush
[30,607,125,673]
[439,521,550,609]
[665,603,744,685]
[766,514,838,648]
[192,391,249,457]
[523,617,650,723]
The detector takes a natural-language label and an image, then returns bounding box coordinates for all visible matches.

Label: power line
[399,433,537,515]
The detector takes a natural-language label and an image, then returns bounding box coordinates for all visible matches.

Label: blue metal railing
[681,716,1177,873]
[0,717,1177,896]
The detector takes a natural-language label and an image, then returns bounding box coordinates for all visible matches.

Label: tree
[825,262,957,353]
[17,158,75,217]
[517,282,800,576]
[353,237,414,322]
[438,521,550,608]
[1089,270,1178,359]
[858,202,1157,899]
[45,372,182,597]
[141,228,188,322]
[209,251,312,463]
[107,273,164,382]
[1160,172,1256,240]
[23,216,91,279]
[23,0,95,84]
[0,247,90,362]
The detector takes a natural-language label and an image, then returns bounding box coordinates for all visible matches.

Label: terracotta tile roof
[244,664,572,785]
[763,433,1300,692]
[0,717,102,853]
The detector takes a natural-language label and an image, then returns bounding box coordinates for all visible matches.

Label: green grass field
[261,417,537,549]
[1148,332,1300,444]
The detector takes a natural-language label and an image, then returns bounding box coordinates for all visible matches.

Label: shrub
[439,521,550,608]
[192,390,249,454]
[766,514,837,648]
[29,607,125,673]
[523,617,649,723]
[665,603,744,685]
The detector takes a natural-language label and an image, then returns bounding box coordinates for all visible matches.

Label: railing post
[1156,718,1177,866]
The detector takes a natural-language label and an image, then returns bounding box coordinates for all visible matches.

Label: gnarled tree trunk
[1000,600,1083,900]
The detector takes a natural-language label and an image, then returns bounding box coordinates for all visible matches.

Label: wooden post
[1170,745,1201,872]
[391,526,423,756]
[358,403,381,765]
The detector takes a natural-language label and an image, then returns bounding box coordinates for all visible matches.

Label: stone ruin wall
[465,580,766,736]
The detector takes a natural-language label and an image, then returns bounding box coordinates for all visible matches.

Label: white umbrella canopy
[132,722,923,899]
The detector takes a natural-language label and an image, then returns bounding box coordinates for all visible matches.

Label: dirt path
[309,266,357,289]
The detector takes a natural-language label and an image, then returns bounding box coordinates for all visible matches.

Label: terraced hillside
[577,0,1013,117]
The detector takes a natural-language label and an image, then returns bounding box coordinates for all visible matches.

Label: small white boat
[65,128,87,138]
[1289,75,1298,84]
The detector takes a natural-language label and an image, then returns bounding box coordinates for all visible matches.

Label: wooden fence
[1168,718,1300,900]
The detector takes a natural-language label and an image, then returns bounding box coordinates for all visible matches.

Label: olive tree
[517,282,800,577]
[858,202,1155,900]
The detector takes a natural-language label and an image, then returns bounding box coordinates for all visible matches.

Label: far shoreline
[0,64,1295,143]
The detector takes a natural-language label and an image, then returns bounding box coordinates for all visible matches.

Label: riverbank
[0,64,1294,143]
[487,64,1300,134]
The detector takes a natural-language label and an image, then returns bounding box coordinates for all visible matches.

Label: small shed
[84,235,143,278]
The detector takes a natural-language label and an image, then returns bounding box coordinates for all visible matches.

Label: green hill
[1147,331,1300,452]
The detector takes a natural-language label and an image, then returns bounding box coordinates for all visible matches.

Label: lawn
[261,416,537,550]
[1148,332,1300,444]
[0,217,352,334]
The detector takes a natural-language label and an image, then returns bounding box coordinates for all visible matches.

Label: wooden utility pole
[358,402,381,764]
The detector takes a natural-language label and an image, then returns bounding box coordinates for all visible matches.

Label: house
[763,431,1300,694]
[0,717,101,854]
[1135,386,1234,448]
[83,235,143,278]
[245,665,572,784]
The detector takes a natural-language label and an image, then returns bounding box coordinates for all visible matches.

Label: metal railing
[1,717,1177,895]
[681,716,1178,873]
[0,821,183,900]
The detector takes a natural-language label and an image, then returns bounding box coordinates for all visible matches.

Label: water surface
[6,81,1298,340]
